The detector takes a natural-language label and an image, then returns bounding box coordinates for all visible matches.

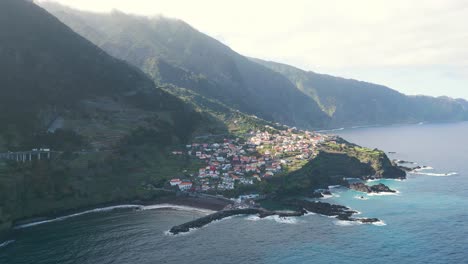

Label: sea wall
[169,200,380,235]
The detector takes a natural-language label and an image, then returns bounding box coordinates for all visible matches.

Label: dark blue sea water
[1,122,467,264]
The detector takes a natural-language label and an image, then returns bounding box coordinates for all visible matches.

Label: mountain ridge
[39,1,468,129]
[39,1,332,129]
[253,58,468,127]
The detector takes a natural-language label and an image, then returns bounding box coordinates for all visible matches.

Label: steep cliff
[264,139,405,197]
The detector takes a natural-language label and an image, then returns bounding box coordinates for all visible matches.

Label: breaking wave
[15,204,214,229]
[0,240,15,249]
[411,171,458,177]
[367,190,400,196]
[413,166,434,171]
[372,220,387,226]
[245,215,299,224]
[333,220,362,226]
[15,205,142,229]
[140,204,215,214]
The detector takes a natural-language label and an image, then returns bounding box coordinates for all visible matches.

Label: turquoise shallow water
[1,122,467,264]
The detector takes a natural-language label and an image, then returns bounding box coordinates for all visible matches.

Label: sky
[39,0,468,99]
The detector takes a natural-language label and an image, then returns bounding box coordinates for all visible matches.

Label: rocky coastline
[168,200,380,235]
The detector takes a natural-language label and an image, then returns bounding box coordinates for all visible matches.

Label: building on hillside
[170,179,182,186]
[178,181,193,191]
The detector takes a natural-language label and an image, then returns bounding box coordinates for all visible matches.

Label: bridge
[0,149,54,162]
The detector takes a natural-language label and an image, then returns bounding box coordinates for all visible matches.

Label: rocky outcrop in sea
[347,182,396,193]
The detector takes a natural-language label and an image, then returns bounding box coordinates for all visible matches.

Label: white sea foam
[245,215,298,224]
[245,215,261,221]
[320,193,340,199]
[333,220,362,226]
[325,215,339,219]
[304,211,317,216]
[15,203,214,229]
[372,220,387,226]
[390,178,405,182]
[413,166,434,171]
[367,178,404,183]
[164,227,199,236]
[334,219,386,226]
[367,190,400,196]
[0,240,15,248]
[411,171,458,177]
[15,205,142,229]
[141,204,215,214]
[366,179,379,182]
[320,194,333,199]
[265,215,299,224]
[344,178,360,181]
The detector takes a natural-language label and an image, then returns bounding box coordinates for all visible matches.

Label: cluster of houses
[169,129,328,193]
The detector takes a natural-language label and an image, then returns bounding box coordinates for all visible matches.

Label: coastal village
[168,128,330,195]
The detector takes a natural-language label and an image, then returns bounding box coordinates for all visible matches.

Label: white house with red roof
[178,181,193,191]
[170,179,182,186]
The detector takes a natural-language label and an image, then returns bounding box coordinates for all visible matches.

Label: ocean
[1,122,467,264]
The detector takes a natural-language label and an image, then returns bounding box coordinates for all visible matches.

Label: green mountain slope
[0,0,222,232]
[39,2,330,129]
[254,59,468,127]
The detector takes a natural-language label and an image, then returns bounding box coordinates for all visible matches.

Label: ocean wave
[413,166,434,171]
[245,215,299,224]
[390,178,404,182]
[268,215,299,224]
[372,220,387,226]
[367,190,400,196]
[366,179,380,182]
[0,240,15,249]
[333,220,362,226]
[15,203,214,229]
[140,204,215,214]
[367,178,404,183]
[325,215,339,219]
[245,215,262,221]
[344,178,360,181]
[15,205,142,229]
[411,172,458,177]
[304,211,317,216]
[164,227,199,237]
[320,193,340,199]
